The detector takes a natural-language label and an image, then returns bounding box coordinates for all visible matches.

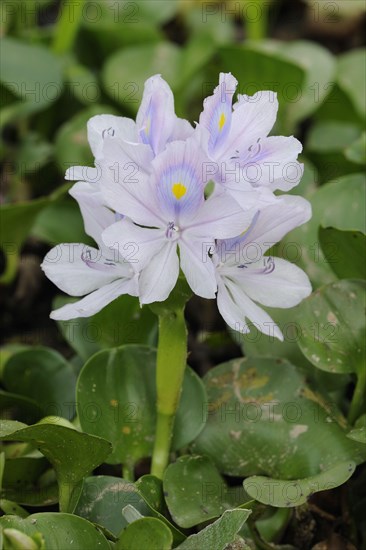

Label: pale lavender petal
[232,257,312,308]
[218,195,311,265]
[170,118,194,141]
[65,165,100,183]
[235,135,303,191]
[139,242,180,304]
[185,191,254,239]
[100,137,164,227]
[69,181,115,249]
[50,277,138,320]
[87,114,137,159]
[219,91,278,160]
[136,75,175,155]
[218,277,283,340]
[41,243,130,296]
[179,238,217,299]
[199,73,238,156]
[102,219,166,270]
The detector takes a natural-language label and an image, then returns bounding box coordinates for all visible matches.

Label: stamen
[102,127,115,139]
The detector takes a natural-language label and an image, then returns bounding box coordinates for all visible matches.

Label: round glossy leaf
[192,357,366,478]
[74,476,150,536]
[116,517,173,550]
[319,227,366,280]
[102,43,182,113]
[175,509,251,550]
[163,455,237,528]
[0,513,110,549]
[32,196,92,245]
[244,461,355,508]
[275,173,366,288]
[77,345,207,466]
[337,48,366,119]
[251,40,336,123]
[74,475,185,544]
[3,347,77,420]
[0,38,63,107]
[135,475,166,515]
[345,132,366,164]
[0,420,112,512]
[0,197,49,283]
[296,280,366,374]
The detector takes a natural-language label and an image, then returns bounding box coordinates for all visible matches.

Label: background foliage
[0,0,365,548]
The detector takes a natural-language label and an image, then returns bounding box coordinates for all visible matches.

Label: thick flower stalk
[42,72,312,478]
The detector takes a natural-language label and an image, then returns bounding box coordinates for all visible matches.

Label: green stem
[244,0,268,41]
[151,307,188,479]
[52,0,85,55]
[348,367,366,425]
[122,463,134,482]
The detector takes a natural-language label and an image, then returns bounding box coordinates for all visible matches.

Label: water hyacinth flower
[101,134,254,304]
[213,195,312,340]
[41,181,138,320]
[44,72,312,340]
[198,72,304,208]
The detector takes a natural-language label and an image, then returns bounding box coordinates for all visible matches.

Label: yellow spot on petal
[172,182,187,200]
[218,113,226,131]
[122,426,131,435]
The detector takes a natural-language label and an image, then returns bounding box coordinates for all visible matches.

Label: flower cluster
[42,73,312,340]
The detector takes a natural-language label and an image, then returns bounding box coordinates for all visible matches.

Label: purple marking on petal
[115,212,124,222]
[81,249,117,272]
[237,256,275,274]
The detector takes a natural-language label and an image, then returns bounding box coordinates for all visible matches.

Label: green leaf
[296,280,366,375]
[337,48,366,120]
[0,196,48,283]
[102,43,182,114]
[244,461,355,508]
[74,476,150,536]
[1,456,58,507]
[74,475,185,544]
[275,173,366,288]
[237,305,313,370]
[0,37,63,114]
[135,475,166,515]
[192,357,366,478]
[77,345,207,467]
[251,40,336,123]
[347,427,366,444]
[32,195,92,245]
[0,513,110,549]
[319,227,366,280]
[116,517,173,550]
[176,509,251,550]
[307,121,361,153]
[163,455,243,528]
[3,347,77,420]
[64,63,101,106]
[0,390,42,425]
[0,420,112,512]
[218,44,305,133]
[345,132,366,164]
